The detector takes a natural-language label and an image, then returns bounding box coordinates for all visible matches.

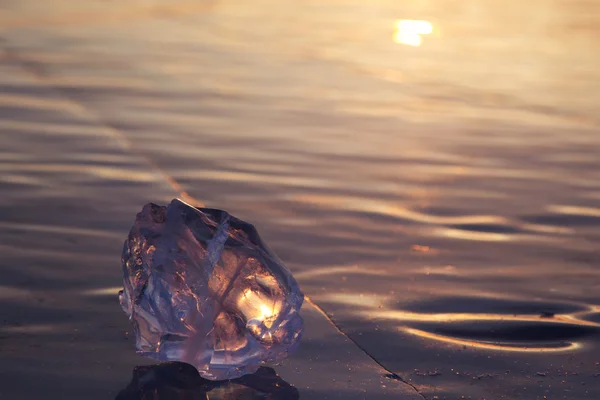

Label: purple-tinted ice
[119,199,304,380]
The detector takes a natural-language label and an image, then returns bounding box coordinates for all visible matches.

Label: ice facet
[119,199,304,380]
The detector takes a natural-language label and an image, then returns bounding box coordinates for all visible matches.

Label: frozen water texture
[119,199,304,380]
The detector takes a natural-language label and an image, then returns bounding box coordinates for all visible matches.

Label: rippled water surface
[1,0,599,399]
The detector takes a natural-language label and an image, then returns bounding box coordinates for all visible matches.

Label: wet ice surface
[0,64,420,400]
[120,199,303,380]
[0,0,600,399]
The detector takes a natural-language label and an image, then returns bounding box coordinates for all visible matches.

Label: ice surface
[119,199,304,380]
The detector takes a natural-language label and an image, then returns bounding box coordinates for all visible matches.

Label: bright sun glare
[394,19,433,46]
[259,304,274,320]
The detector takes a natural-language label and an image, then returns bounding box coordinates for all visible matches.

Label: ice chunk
[119,199,304,380]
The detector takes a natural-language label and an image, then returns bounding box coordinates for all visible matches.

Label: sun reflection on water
[394,19,433,46]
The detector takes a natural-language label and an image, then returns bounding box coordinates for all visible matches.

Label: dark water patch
[412,320,599,343]
[0,105,92,125]
[401,296,587,315]
[0,301,78,326]
[579,312,600,324]
[0,83,61,100]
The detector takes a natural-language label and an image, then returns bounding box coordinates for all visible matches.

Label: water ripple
[315,292,600,353]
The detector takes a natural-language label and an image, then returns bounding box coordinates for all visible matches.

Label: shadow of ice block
[115,363,298,400]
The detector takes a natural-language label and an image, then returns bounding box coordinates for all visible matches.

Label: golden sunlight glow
[81,286,124,296]
[237,289,280,328]
[363,309,600,327]
[394,20,433,46]
[1,324,65,334]
[260,304,275,320]
[548,205,600,217]
[294,265,389,279]
[313,292,387,308]
[292,194,507,225]
[402,327,581,352]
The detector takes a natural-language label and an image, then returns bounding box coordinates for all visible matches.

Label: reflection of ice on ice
[120,199,304,380]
